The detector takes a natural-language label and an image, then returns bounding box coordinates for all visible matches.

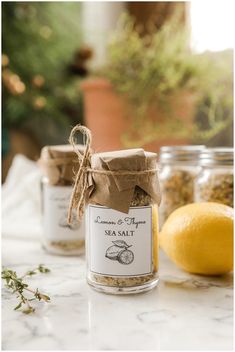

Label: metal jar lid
[160,145,205,163]
[199,147,234,166]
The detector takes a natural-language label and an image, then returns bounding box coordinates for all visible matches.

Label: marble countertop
[2,238,233,351]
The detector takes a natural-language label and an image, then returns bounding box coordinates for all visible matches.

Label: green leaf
[38,264,50,273]
[14,302,22,310]
[40,294,50,302]
[26,271,37,276]
[22,306,35,314]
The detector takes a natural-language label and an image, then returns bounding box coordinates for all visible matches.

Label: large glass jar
[86,149,161,295]
[195,148,233,207]
[159,145,205,227]
[39,145,85,256]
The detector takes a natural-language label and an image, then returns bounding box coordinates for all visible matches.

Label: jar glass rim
[160,145,205,162]
[199,147,234,166]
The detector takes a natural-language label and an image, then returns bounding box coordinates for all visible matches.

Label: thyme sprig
[2,264,51,314]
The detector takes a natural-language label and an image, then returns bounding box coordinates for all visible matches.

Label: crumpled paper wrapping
[88,148,161,213]
[38,145,85,185]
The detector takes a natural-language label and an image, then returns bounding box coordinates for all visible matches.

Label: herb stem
[2,265,51,313]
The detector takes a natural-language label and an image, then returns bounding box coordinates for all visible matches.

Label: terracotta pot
[81,78,196,153]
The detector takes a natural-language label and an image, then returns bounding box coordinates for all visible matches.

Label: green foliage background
[102,14,233,146]
[2,2,83,145]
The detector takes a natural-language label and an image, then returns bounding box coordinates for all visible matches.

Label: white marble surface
[2,238,233,351]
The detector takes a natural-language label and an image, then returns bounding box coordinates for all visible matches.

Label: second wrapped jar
[39,145,86,255]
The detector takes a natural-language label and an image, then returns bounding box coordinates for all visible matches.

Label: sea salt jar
[85,149,161,294]
[39,145,85,255]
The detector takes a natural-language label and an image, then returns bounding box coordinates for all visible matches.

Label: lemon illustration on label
[105,240,134,265]
[118,249,134,265]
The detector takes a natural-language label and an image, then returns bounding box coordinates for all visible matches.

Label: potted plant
[81,14,232,151]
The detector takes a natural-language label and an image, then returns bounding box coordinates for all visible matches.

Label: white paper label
[88,205,152,277]
[43,184,85,241]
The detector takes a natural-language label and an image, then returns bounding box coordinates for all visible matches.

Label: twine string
[67,124,158,223]
[67,125,92,223]
[86,168,157,175]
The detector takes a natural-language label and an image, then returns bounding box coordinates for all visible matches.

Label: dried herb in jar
[195,148,233,208]
[197,174,233,207]
[159,169,196,222]
[159,146,205,226]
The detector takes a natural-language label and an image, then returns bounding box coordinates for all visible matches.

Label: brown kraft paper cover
[88,148,161,213]
[38,145,84,185]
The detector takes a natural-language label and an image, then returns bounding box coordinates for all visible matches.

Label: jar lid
[89,148,161,213]
[39,144,85,185]
[40,144,85,160]
[160,145,205,163]
[199,147,234,166]
[92,148,157,168]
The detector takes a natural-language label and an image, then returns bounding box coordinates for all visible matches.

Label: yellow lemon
[160,202,233,275]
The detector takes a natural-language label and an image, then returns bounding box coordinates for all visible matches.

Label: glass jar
[195,148,233,207]
[159,145,205,227]
[39,145,85,255]
[86,149,161,294]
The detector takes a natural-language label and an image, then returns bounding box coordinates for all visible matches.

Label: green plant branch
[2,264,51,314]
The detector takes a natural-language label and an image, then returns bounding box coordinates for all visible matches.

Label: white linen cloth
[2,154,43,240]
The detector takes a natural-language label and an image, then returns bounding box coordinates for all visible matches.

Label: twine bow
[67,125,92,223]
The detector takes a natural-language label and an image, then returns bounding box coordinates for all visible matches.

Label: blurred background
[2,1,234,182]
